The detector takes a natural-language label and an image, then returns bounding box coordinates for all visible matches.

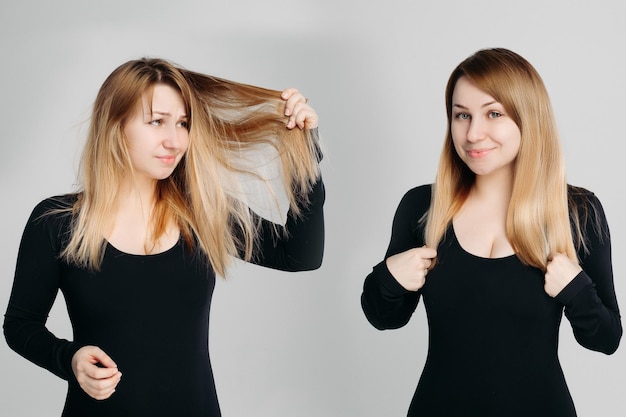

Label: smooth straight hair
[424,48,578,270]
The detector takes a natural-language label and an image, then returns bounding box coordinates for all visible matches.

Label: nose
[162,125,185,150]
[466,118,486,143]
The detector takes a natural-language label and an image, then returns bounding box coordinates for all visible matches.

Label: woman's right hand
[71,345,122,400]
[281,88,318,130]
[386,246,437,291]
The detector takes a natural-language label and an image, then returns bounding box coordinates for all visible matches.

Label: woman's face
[123,84,189,185]
[450,76,521,179]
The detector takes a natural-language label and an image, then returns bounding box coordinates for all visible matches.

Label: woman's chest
[58,243,215,327]
[422,235,562,329]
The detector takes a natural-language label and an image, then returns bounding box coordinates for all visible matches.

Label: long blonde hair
[425,48,576,270]
[62,58,320,276]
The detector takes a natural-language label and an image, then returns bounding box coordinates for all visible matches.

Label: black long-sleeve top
[362,184,621,417]
[4,178,324,417]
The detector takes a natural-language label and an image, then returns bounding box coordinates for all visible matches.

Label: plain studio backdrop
[1,1,624,416]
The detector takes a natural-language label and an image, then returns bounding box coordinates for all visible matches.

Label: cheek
[181,132,190,153]
[450,121,464,141]
[502,125,521,152]
[450,126,465,151]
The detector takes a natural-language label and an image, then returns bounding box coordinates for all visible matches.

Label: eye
[149,119,162,126]
[454,112,470,120]
[488,111,503,119]
[177,120,189,129]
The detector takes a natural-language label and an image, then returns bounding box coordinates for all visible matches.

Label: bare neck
[471,168,514,206]
[453,169,516,258]
[118,178,158,217]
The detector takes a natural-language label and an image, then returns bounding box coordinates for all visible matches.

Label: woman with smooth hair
[4,58,324,416]
[361,48,621,416]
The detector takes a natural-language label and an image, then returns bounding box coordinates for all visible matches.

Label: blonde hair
[425,48,576,270]
[62,58,320,276]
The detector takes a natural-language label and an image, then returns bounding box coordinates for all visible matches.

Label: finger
[78,345,117,368]
[86,374,122,400]
[79,369,122,399]
[90,366,121,380]
[90,347,117,369]
[288,108,318,129]
[419,246,438,259]
[280,87,299,101]
[292,108,313,129]
[548,252,567,262]
[280,88,306,116]
[85,371,122,387]
[283,91,307,116]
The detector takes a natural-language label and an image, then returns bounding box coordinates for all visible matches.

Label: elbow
[289,240,324,271]
[3,318,19,353]
[304,248,324,270]
[601,328,622,355]
[361,296,409,331]
[602,317,622,355]
[596,338,621,355]
[364,315,409,331]
[269,247,323,272]
[578,324,622,355]
[366,317,393,331]
[291,252,324,271]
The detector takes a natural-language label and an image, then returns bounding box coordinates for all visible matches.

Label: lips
[156,155,178,164]
[466,148,493,158]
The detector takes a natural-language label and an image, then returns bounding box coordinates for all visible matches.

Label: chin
[154,171,176,181]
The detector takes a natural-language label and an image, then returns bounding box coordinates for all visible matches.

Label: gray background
[1,0,624,416]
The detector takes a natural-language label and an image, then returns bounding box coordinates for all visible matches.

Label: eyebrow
[149,111,188,118]
[453,100,498,109]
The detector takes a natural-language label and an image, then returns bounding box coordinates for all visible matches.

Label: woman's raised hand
[71,345,122,400]
[281,88,318,130]
[386,246,437,291]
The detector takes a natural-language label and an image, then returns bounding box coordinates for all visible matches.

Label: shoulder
[33,193,79,210]
[393,184,432,224]
[18,194,80,254]
[30,194,79,219]
[567,185,609,249]
[27,194,79,235]
[398,184,432,212]
[567,184,601,205]
[567,185,606,221]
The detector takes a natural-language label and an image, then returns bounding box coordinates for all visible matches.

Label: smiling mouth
[466,148,492,158]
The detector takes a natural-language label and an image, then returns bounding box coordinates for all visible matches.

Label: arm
[555,192,622,354]
[4,198,123,398]
[247,88,324,271]
[251,176,324,271]
[3,198,80,380]
[361,186,432,330]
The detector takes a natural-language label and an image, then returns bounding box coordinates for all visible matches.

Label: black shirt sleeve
[556,190,622,354]
[361,185,431,330]
[3,197,80,380]
[250,176,325,272]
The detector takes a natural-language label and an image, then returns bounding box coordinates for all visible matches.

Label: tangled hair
[425,48,577,270]
[62,58,320,276]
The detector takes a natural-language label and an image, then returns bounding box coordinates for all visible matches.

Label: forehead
[452,77,496,105]
[140,84,186,112]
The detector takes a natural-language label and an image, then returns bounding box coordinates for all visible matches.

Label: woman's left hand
[544,252,583,297]
[281,88,318,130]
